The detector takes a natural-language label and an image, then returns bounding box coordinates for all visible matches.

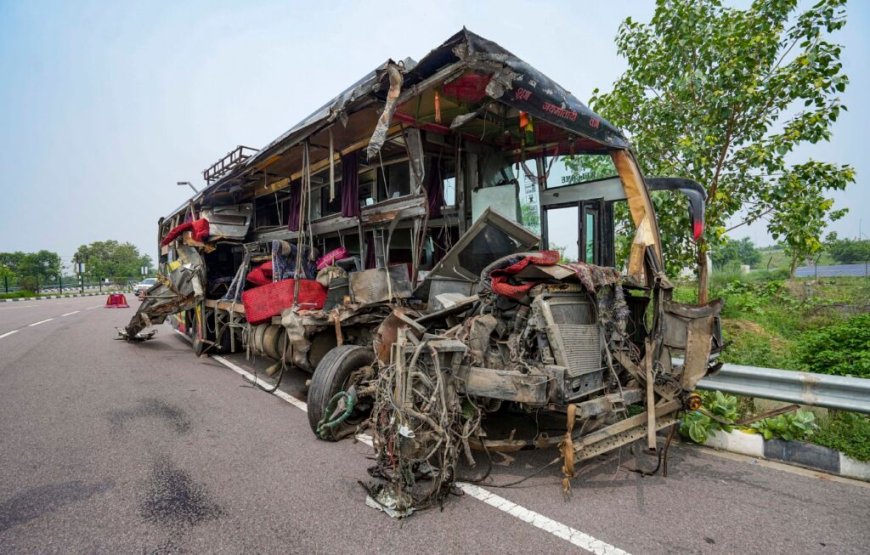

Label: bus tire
[307,345,374,441]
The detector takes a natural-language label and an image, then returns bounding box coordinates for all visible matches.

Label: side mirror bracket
[646,177,706,241]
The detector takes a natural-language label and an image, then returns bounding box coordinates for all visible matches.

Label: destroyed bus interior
[121,29,723,514]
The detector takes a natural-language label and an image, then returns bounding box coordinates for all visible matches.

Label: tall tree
[0,251,61,281]
[711,236,762,269]
[592,0,854,295]
[21,250,62,281]
[74,240,152,281]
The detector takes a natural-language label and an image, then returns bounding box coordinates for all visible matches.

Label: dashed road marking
[195,331,629,554]
[0,330,20,339]
[29,318,54,327]
[86,306,101,310]
[62,310,80,316]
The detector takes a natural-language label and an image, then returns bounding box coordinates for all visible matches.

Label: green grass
[813,412,870,462]
[0,291,37,299]
[676,275,870,371]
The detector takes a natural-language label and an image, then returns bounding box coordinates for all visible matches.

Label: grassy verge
[675,273,870,460]
[0,291,38,299]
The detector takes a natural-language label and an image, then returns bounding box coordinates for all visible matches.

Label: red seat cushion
[242,279,327,324]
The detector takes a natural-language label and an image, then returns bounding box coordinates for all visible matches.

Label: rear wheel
[307,345,375,441]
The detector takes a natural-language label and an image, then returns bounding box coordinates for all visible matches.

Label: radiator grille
[558,324,602,378]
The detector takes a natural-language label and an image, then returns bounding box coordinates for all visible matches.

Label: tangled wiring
[363,336,482,516]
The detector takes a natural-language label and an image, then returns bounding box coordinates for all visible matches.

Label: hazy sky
[1,0,866,271]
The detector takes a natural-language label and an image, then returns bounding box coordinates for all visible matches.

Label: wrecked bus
[122,29,722,512]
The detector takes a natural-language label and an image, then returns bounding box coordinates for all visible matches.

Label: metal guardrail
[697,363,870,414]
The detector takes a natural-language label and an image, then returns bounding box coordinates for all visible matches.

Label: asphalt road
[1,296,868,554]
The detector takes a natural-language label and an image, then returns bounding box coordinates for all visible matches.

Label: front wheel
[307,345,375,441]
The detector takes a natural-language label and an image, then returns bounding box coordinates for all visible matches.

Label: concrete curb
[704,429,870,481]
[0,291,120,303]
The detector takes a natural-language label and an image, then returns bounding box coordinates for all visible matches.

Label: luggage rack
[203,145,258,184]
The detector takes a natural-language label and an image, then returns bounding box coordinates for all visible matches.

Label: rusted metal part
[572,400,681,463]
[560,403,577,494]
[457,366,549,405]
[662,299,724,391]
[349,266,413,305]
[735,404,801,427]
[366,63,403,161]
[332,309,344,346]
[372,308,424,365]
[645,338,657,451]
[120,245,205,340]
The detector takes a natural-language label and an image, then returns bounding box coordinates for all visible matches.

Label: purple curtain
[287,180,301,232]
[426,158,444,218]
[341,151,360,218]
[365,234,376,269]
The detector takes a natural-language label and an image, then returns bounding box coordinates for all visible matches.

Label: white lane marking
[172,329,309,413]
[0,330,20,339]
[212,355,309,413]
[198,333,628,554]
[62,311,80,316]
[28,318,54,327]
[457,483,629,554]
[86,306,101,310]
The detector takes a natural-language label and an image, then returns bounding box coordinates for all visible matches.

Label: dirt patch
[724,319,788,351]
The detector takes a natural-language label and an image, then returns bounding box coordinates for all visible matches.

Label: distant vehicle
[133,278,157,297]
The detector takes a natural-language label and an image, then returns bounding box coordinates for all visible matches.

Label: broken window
[544,154,617,189]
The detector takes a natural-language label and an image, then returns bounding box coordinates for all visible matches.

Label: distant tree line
[0,250,61,291]
[73,240,153,283]
[711,237,761,270]
[825,233,870,264]
[1,240,152,293]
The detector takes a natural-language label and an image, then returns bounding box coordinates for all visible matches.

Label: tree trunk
[697,241,708,304]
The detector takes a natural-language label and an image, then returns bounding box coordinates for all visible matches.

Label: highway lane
[0,295,108,336]
[0,302,574,553]
[1,301,868,553]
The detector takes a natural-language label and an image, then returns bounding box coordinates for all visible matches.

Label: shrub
[680,391,739,444]
[796,314,870,378]
[750,410,816,441]
[18,275,38,292]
